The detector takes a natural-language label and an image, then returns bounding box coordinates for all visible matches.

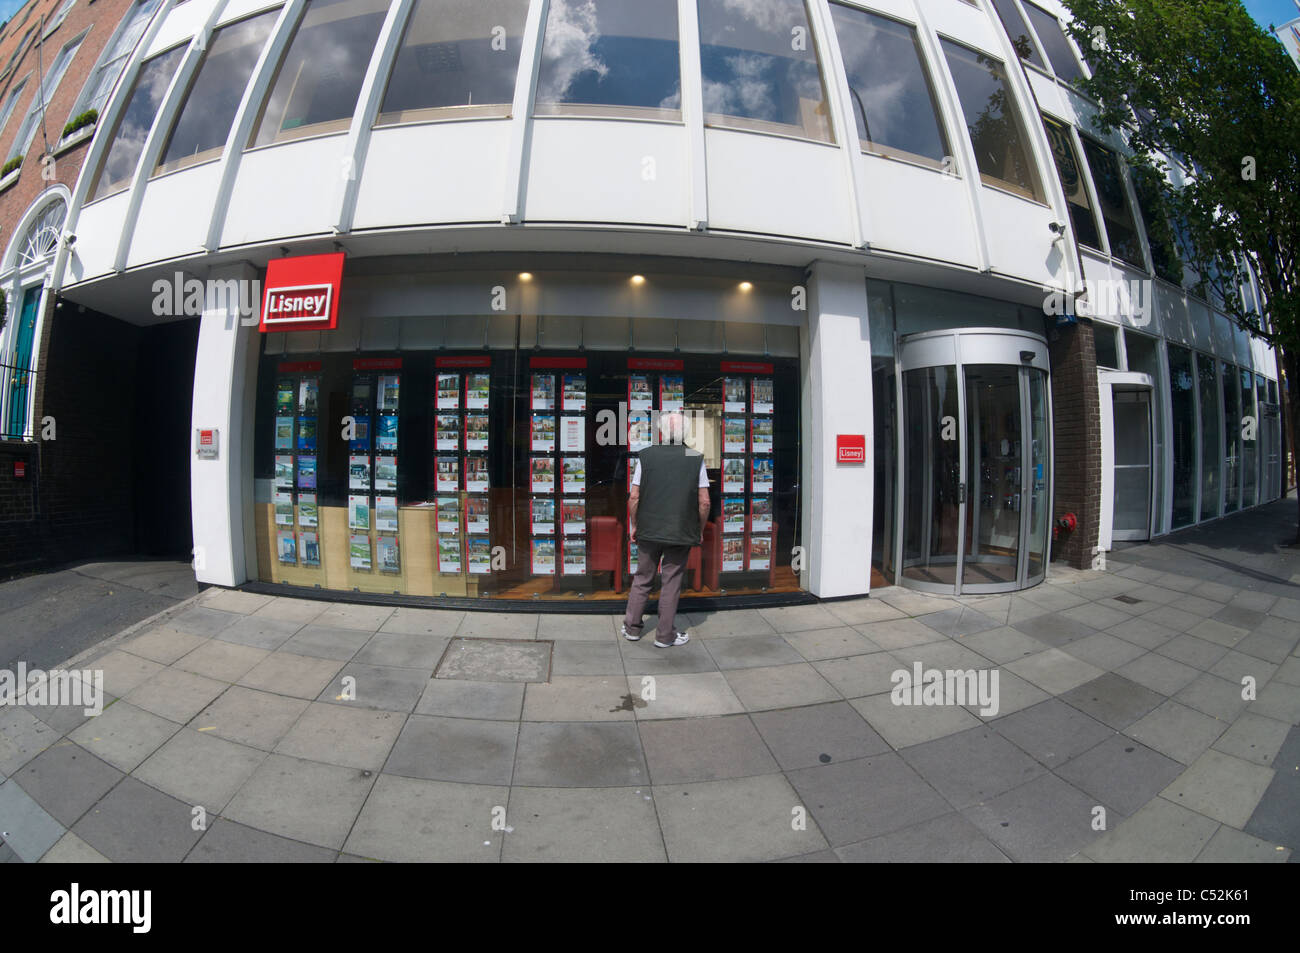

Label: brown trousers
[623,539,690,642]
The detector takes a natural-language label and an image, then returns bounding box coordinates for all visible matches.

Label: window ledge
[54,123,95,155]
[0,168,18,193]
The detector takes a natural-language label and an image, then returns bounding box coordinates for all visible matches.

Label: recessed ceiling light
[630,274,646,285]
[519,272,533,281]
[739,281,753,292]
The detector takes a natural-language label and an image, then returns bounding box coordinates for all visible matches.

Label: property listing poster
[724,417,747,453]
[723,496,746,533]
[276,380,294,415]
[751,456,774,494]
[464,414,489,451]
[348,495,370,531]
[437,535,462,573]
[436,372,460,410]
[377,535,401,573]
[628,374,652,411]
[724,378,746,413]
[562,457,586,494]
[437,497,460,533]
[298,378,319,416]
[467,535,492,574]
[349,535,372,571]
[464,496,490,533]
[466,373,490,410]
[378,374,401,413]
[275,416,293,450]
[531,497,555,535]
[628,412,652,452]
[436,414,461,451]
[531,374,555,410]
[374,456,398,492]
[751,378,774,414]
[531,457,555,493]
[531,538,556,575]
[562,538,587,575]
[274,491,294,526]
[750,497,773,533]
[298,531,320,566]
[561,373,586,412]
[375,496,399,533]
[561,498,586,535]
[464,456,489,492]
[559,416,584,453]
[659,375,684,412]
[297,493,318,528]
[722,536,745,572]
[723,458,746,493]
[376,414,399,452]
[296,456,317,490]
[297,418,317,452]
[531,413,556,452]
[748,534,771,571]
[349,455,371,490]
[277,530,297,564]
[274,455,293,487]
[436,456,460,491]
[750,417,774,453]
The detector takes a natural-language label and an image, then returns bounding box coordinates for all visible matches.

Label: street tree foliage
[1062,0,1300,532]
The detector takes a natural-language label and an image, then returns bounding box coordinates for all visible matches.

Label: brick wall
[1048,319,1102,568]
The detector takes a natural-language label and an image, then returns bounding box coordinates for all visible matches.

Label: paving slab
[750,701,889,770]
[224,754,376,850]
[639,713,779,783]
[437,639,551,682]
[318,662,429,713]
[1056,734,1185,817]
[900,726,1046,809]
[275,702,406,772]
[343,774,506,862]
[501,786,667,863]
[656,773,828,862]
[133,727,266,813]
[1083,796,1220,863]
[786,753,950,847]
[723,663,840,711]
[835,812,1009,863]
[512,721,647,787]
[186,818,336,863]
[71,776,203,863]
[68,701,182,773]
[383,714,517,785]
[414,678,524,721]
[0,778,65,861]
[13,742,123,827]
[1161,749,1275,828]
[962,773,1107,862]
[850,693,983,749]
[1059,673,1166,731]
[991,698,1114,768]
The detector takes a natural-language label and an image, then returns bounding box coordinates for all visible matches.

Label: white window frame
[8,32,86,161]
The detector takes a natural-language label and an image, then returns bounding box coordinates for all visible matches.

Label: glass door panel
[1025,369,1050,581]
[901,365,961,586]
[962,365,1021,588]
[1112,391,1151,539]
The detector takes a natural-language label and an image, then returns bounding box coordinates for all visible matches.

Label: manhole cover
[435,638,553,683]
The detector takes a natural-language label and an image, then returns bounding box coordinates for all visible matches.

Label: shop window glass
[156,11,279,174]
[989,0,1045,70]
[1222,361,1241,513]
[941,38,1044,202]
[1042,115,1100,249]
[1240,367,1256,507]
[698,0,833,142]
[535,0,681,120]
[1094,323,1118,368]
[250,0,389,148]
[254,325,802,603]
[1021,1,1082,82]
[1168,344,1196,527]
[830,4,950,168]
[1197,353,1220,520]
[1130,164,1184,285]
[89,45,186,200]
[1080,138,1144,268]
[378,0,530,125]
[75,0,164,119]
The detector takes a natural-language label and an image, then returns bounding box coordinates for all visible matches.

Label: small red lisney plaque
[836,434,866,464]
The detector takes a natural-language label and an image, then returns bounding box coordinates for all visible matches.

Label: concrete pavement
[0,500,1297,862]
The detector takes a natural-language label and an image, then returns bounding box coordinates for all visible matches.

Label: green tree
[1062,0,1300,537]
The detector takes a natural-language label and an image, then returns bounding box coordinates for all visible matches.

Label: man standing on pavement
[623,411,711,647]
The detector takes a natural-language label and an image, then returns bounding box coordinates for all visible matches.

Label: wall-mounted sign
[260,252,344,332]
[836,434,865,464]
[13,460,25,478]
[196,429,220,460]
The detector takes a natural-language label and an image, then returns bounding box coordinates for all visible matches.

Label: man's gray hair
[658,411,686,445]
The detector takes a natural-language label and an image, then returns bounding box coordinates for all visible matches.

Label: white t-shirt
[632,458,710,489]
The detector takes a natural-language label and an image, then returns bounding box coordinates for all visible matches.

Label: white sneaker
[654,631,689,648]
[622,623,644,642]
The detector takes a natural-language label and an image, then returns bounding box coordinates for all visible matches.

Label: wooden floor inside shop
[489,566,803,600]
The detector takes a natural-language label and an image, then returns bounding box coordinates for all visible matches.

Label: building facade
[2,0,1287,605]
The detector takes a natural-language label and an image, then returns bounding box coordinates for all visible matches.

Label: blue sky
[0,0,1294,35]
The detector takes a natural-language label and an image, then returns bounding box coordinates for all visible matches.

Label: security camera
[62,231,76,247]
[1048,221,1066,235]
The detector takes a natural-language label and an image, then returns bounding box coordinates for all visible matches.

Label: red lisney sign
[260,252,344,332]
[836,434,866,464]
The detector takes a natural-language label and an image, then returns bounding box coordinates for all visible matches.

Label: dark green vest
[636,444,703,546]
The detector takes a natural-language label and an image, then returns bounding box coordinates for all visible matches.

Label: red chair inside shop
[696,518,722,592]
[589,516,623,592]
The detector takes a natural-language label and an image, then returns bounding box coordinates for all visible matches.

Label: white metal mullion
[501,0,548,224]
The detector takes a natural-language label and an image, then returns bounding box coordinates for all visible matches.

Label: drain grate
[1114,594,1142,604]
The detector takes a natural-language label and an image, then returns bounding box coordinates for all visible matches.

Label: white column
[801,261,874,598]
[191,264,260,586]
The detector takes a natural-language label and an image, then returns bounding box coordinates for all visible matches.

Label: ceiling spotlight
[738,281,753,292]
[519,272,532,281]
[630,274,645,286]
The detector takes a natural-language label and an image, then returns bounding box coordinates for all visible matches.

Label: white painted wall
[190,263,260,586]
[801,261,874,598]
